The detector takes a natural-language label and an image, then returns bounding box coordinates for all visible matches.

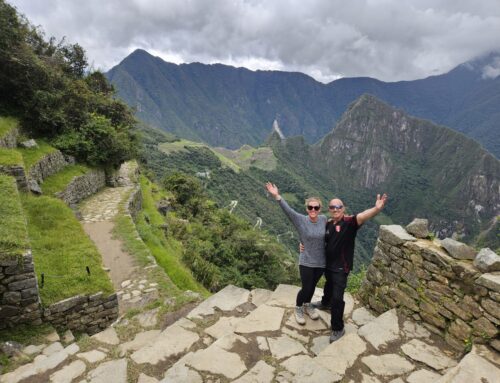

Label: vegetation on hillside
[0,0,137,168]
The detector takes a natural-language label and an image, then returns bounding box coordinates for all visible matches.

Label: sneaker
[295,306,306,325]
[311,300,330,311]
[329,328,345,343]
[303,303,319,320]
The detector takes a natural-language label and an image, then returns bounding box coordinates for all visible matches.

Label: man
[308,193,388,342]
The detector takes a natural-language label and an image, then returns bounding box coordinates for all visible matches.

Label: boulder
[440,238,476,260]
[379,225,416,246]
[28,179,42,194]
[405,218,429,238]
[20,139,37,148]
[473,248,500,272]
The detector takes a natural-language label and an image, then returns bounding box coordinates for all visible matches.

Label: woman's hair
[304,197,322,208]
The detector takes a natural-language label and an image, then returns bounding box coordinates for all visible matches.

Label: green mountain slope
[139,95,500,267]
[107,49,500,157]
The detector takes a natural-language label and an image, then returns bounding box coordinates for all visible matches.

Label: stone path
[4,283,498,382]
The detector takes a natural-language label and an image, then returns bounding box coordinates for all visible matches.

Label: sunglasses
[329,205,344,210]
[307,205,320,211]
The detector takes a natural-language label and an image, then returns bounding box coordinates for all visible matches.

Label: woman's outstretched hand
[265,182,280,199]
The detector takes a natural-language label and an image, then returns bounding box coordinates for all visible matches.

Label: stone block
[2,291,21,304]
[448,318,472,340]
[405,218,429,238]
[440,238,476,260]
[471,317,498,338]
[8,277,37,291]
[443,300,472,321]
[0,305,20,318]
[379,225,416,246]
[481,298,500,320]
[475,273,500,293]
[461,295,483,318]
[389,288,419,311]
[474,248,500,272]
[428,281,453,297]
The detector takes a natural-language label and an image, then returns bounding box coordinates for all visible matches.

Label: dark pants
[322,270,348,331]
[296,265,324,306]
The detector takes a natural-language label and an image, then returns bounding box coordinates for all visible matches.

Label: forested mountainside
[139,94,500,268]
[107,49,500,157]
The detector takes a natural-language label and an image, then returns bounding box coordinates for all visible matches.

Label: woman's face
[306,201,321,219]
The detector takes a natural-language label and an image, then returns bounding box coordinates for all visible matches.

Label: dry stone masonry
[27,149,75,192]
[0,251,42,329]
[360,220,500,352]
[55,169,106,206]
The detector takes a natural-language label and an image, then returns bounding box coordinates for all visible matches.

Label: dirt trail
[79,162,136,288]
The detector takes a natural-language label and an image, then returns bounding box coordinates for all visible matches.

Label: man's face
[328,198,345,221]
[306,201,321,219]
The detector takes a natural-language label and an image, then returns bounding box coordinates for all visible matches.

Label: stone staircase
[2,283,498,382]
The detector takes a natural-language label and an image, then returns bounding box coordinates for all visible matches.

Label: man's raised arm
[356,193,388,226]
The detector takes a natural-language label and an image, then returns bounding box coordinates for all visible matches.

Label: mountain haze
[107,49,500,157]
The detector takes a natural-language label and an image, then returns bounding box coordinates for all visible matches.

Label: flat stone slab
[402,320,431,339]
[311,335,330,356]
[406,218,429,238]
[352,307,376,326]
[268,335,307,360]
[316,333,367,376]
[49,360,86,383]
[233,360,275,383]
[353,374,382,383]
[282,327,309,343]
[131,324,199,365]
[187,284,250,319]
[91,327,120,345]
[440,238,476,260]
[475,272,500,293]
[87,359,127,383]
[43,342,64,356]
[358,309,400,349]
[250,288,273,307]
[285,312,328,332]
[379,225,416,246]
[22,344,45,356]
[266,284,301,307]
[406,369,441,383]
[204,316,241,339]
[135,308,160,327]
[474,248,500,272]
[281,355,341,383]
[401,339,457,371]
[435,351,499,383]
[161,364,202,383]
[137,373,159,383]
[77,350,107,363]
[234,304,285,333]
[118,330,161,356]
[186,343,247,379]
[362,354,415,376]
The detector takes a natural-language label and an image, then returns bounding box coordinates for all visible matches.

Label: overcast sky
[9,0,500,82]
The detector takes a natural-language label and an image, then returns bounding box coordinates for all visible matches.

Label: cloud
[482,57,500,79]
[9,0,500,82]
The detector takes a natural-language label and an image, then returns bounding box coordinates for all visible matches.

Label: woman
[265,182,327,324]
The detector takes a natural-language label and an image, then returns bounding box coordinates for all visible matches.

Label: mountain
[107,49,500,157]
[138,95,500,268]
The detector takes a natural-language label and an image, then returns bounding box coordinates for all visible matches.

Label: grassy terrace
[18,140,57,171]
[22,195,113,305]
[0,175,29,260]
[41,164,91,195]
[0,116,18,139]
[134,175,209,295]
[0,148,23,167]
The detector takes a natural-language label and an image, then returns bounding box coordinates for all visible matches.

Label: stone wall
[127,186,142,222]
[0,164,28,191]
[0,127,18,148]
[360,221,500,352]
[55,169,106,207]
[0,251,42,329]
[28,150,74,184]
[43,292,119,335]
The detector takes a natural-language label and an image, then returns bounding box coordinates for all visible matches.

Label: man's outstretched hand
[375,193,388,211]
[265,182,280,199]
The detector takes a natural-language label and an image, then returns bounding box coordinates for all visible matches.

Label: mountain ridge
[107,49,500,156]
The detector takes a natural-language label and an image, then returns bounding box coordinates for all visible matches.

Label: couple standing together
[265,182,387,343]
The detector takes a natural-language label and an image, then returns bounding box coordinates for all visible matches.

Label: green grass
[18,140,57,171]
[346,266,367,293]
[159,139,241,172]
[41,164,91,195]
[22,195,114,305]
[0,148,23,167]
[136,175,209,296]
[0,116,18,139]
[0,175,29,259]
[214,145,277,171]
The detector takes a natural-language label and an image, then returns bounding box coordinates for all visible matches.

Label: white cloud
[9,0,500,82]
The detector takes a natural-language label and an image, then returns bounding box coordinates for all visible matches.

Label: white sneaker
[304,303,320,320]
[295,306,306,325]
